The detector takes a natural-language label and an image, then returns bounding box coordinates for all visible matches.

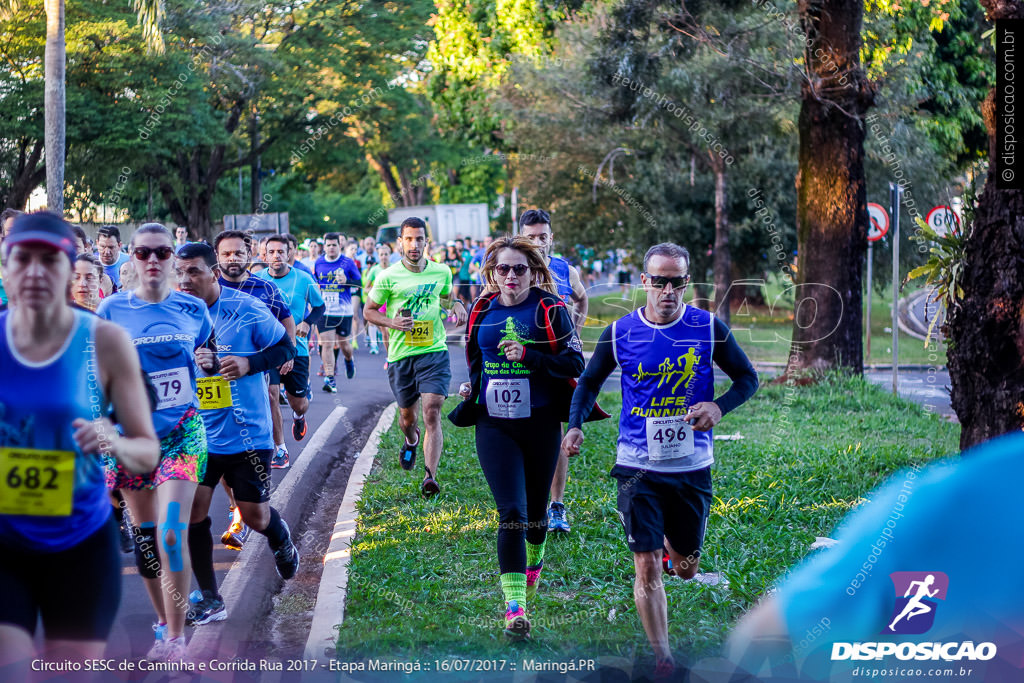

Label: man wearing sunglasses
[519,209,589,535]
[562,242,758,678]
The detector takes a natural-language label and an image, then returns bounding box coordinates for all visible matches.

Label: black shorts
[458,283,472,300]
[611,464,712,556]
[267,355,310,398]
[0,516,121,640]
[201,449,274,503]
[386,350,452,409]
[617,271,631,285]
[321,315,353,337]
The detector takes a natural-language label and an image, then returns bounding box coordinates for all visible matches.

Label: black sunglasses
[645,273,689,290]
[133,246,175,261]
[495,263,530,277]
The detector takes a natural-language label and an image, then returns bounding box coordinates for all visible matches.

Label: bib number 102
[6,466,59,491]
[492,387,521,405]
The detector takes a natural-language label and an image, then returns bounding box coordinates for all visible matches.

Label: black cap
[3,211,77,262]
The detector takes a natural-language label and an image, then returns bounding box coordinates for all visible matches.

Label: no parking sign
[867,203,889,242]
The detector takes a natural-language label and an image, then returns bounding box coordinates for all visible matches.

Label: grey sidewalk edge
[303,402,397,663]
[186,406,351,662]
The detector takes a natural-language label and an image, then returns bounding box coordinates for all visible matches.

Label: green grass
[580,286,947,367]
[336,375,959,664]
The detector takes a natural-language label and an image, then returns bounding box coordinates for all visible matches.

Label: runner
[71,253,104,311]
[96,222,216,661]
[95,225,130,292]
[361,243,393,356]
[174,243,301,625]
[256,235,326,458]
[213,230,296,470]
[173,227,191,250]
[449,236,592,639]
[314,232,362,390]
[0,212,159,673]
[562,242,758,677]
[519,209,590,534]
[363,217,467,495]
[283,233,314,278]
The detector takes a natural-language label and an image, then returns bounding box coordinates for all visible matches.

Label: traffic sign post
[865,203,889,360]
[890,184,903,394]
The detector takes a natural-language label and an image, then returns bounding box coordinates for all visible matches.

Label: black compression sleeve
[568,325,619,430]
[246,334,297,375]
[711,317,759,415]
[303,303,326,328]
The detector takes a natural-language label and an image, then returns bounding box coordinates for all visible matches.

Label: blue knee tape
[160,501,188,572]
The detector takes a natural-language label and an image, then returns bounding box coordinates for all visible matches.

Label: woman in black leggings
[450,236,585,639]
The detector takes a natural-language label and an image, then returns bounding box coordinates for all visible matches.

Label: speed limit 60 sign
[926,206,961,237]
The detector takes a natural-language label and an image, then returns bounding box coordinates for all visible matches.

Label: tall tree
[946,0,1024,449]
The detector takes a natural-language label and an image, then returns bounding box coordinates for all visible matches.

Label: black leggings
[475,415,562,574]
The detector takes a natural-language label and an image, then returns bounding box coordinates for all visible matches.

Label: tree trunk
[44,0,65,214]
[4,139,45,209]
[948,0,1024,450]
[711,154,731,326]
[787,0,874,375]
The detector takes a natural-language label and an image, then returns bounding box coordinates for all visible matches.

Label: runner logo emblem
[885,571,948,634]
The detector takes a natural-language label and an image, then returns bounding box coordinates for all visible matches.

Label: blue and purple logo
[884,571,949,635]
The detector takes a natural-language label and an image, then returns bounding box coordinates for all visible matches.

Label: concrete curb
[304,402,397,663]
[187,406,350,662]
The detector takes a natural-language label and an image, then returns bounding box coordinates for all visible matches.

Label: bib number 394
[486,378,531,419]
[646,416,695,461]
[149,367,192,411]
[0,448,75,516]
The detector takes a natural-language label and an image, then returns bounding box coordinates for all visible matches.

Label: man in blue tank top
[519,209,589,534]
[563,242,758,678]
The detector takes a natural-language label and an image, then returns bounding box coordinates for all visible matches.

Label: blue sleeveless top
[0,309,111,551]
[548,256,574,304]
[612,305,716,473]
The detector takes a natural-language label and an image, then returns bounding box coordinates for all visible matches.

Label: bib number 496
[645,416,695,461]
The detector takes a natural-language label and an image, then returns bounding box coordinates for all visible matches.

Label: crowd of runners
[0,206,759,680]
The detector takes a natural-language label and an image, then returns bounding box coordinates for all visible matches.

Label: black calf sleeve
[134,523,161,579]
[188,517,218,596]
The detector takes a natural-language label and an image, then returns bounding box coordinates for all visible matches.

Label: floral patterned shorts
[106,406,207,491]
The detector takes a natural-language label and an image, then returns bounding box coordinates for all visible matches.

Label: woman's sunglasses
[133,246,175,261]
[495,263,530,277]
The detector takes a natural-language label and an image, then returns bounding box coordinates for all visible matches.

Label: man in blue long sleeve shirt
[562,242,758,678]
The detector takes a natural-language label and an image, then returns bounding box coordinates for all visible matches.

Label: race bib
[408,319,434,347]
[646,415,695,461]
[196,375,233,410]
[323,291,340,309]
[0,448,75,516]
[486,378,531,419]
[149,367,193,411]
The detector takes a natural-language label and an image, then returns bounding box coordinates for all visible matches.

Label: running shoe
[292,414,307,441]
[369,345,380,355]
[682,572,729,587]
[322,376,337,393]
[526,562,543,601]
[273,524,300,580]
[271,446,291,469]
[162,636,186,661]
[547,502,570,533]
[118,517,134,554]
[344,357,355,379]
[186,592,227,626]
[221,507,247,550]
[146,623,168,661]
[653,658,676,681]
[399,431,419,470]
[278,386,287,406]
[503,600,530,640]
[421,467,440,496]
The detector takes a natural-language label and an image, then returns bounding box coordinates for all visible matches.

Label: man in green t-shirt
[364,217,468,496]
